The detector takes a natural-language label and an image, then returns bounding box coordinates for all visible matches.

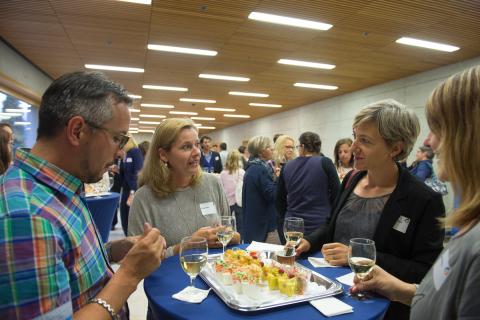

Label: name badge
[126,157,133,163]
[393,215,410,233]
[215,156,219,161]
[199,202,217,216]
[433,249,450,290]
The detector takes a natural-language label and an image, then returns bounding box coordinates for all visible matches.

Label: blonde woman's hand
[192,226,222,248]
[321,242,349,266]
[351,265,416,305]
[295,238,311,256]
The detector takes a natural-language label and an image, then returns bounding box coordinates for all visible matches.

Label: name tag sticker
[433,249,450,290]
[126,157,133,163]
[393,215,410,233]
[200,202,217,216]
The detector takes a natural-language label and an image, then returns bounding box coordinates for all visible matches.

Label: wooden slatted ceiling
[1,0,480,131]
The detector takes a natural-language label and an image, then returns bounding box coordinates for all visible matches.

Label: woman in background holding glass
[128,118,239,257]
[352,65,480,320]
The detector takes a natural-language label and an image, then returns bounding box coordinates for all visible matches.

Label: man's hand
[109,236,140,263]
[321,242,349,266]
[295,238,311,256]
[116,223,166,286]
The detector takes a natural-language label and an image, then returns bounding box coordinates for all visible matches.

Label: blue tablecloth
[144,245,389,320]
[85,192,120,243]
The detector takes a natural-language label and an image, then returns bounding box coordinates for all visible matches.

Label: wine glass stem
[222,244,225,254]
[190,276,195,287]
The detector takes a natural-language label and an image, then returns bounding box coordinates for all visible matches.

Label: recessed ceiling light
[5,108,31,113]
[139,121,161,125]
[197,126,216,130]
[199,74,250,82]
[143,84,188,92]
[129,108,141,113]
[191,116,215,121]
[278,59,335,70]
[395,37,460,52]
[118,0,151,4]
[205,107,236,112]
[128,94,142,99]
[140,114,166,118]
[138,129,155,133]
[180,98,216,104]
[169,111,198,115]
[294,82,338,90]
[140,104,174,109]
[224,114,251,118]
[14,121,31,125]
[84,64,144,73]
[249,103,282,108]
[148,44,217,56]
[131,117,140,121]
[229,91,269,98]
[248,12,332,31]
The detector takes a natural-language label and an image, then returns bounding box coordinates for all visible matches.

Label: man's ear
[65,116,87,147]
[158,147,168,163]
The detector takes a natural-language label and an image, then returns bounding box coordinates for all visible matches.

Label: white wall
[210,56,480,211]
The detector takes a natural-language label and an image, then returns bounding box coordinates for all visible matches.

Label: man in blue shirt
[200,135,222,173]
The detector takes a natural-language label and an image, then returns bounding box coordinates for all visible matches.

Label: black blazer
[200,151,223,173]
[305,163,445,284]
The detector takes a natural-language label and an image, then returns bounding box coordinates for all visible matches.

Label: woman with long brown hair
[0,128,13,175]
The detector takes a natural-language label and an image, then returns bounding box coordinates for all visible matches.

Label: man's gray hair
[353,99,420,161]
[37,71,132,138]
[248,136,272,158]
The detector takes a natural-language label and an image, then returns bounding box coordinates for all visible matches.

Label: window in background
[0,91,39,149]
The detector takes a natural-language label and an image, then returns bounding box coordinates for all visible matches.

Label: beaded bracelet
[89,298,119,320]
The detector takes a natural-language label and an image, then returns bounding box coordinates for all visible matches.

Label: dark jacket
[305,164,445,283]
[200,151,223,173]
[409,159,433,182]
[305,164,445,319]
[242,161,277,242]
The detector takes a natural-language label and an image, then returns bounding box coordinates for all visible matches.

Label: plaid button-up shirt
[0,148,123,319]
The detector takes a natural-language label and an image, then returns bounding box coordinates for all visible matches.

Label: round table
[84,192,120,243]
[144,245,389,319]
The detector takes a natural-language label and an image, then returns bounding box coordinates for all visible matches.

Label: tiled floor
[109,214,149,320]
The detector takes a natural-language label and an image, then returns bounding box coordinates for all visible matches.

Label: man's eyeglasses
[86,122,130,149]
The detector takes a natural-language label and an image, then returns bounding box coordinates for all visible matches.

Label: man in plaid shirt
[0,71,166,319]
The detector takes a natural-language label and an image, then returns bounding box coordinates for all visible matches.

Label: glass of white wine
[348,238,376,300]
[284,217,304,245]
[216,216,236,254]
[179,236,208,288]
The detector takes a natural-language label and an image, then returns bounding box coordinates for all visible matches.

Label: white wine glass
[348,238,376,300]
[179,236,208,288]
[283,217,304,257]
[216,216,236,254]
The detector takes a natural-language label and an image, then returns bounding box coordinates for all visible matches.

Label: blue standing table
[144,245,389,319]
[85,192,120,243]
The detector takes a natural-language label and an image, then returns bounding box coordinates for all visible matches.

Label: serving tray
[199,253,343,312]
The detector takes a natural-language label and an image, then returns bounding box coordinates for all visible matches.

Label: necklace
[172,186,199,236]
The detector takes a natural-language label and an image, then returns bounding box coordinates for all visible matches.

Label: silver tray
[199,253,343,312]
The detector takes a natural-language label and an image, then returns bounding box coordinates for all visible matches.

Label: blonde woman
[334,138,354,181]
[219,150,245,235]
[128,118,239,257]
[352,66,480,320]
[119,135,144,236]
[272,135,297,174]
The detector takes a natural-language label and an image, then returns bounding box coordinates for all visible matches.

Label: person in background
[273,133,283,144]
[109,149,125,230]
[128,118,239,256]
[351,65,480,320]
[219,142,228,165]
[0,126,14,175]
[272,135,297,176]
[119,135,144,236]
[200,135,222,173]
[409,146,434,182]
[242,136,279,244]
[138,140,150,158]
[296,99,445,319]
[334,138,354,182]
[219,150,245,236]
[276,132,340,239]
[212,143,219,153]
[238,145,249,169]
[0,71,165,319]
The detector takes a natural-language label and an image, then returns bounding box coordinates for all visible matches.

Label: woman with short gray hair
[297,99,445,319]
[242,136,280,243]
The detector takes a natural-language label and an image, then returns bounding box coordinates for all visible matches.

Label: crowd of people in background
[1,65,479,319]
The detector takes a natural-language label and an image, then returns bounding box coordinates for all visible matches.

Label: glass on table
[179,236,208,288]
[348,238,376,300]
[283,217,304,247]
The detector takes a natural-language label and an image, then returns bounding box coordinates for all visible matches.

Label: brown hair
[334,138,354,169]
[0,129,12,175]
[426,65,480,228]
